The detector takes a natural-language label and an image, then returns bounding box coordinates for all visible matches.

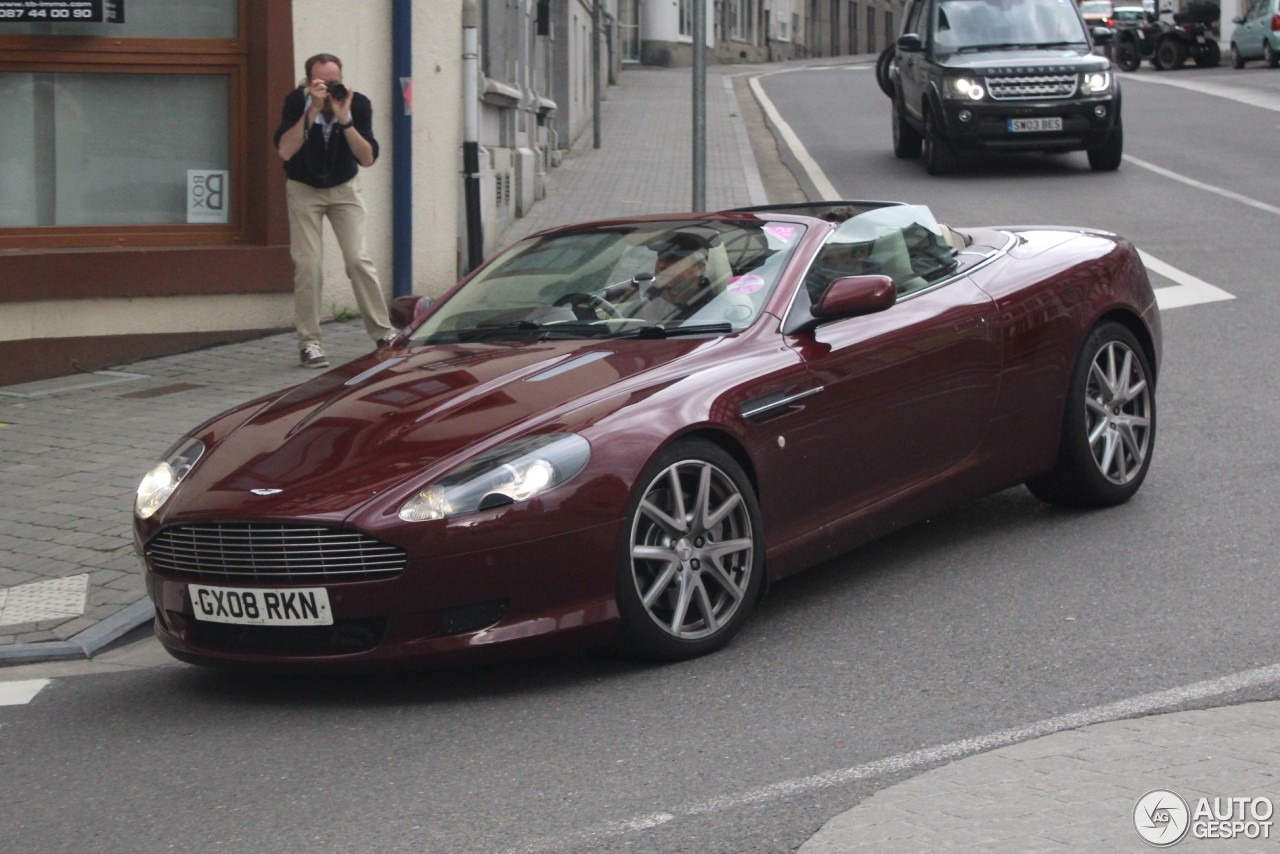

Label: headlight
[135,437,205,519]
[399,433,591,522]
[946,76,985,100]
[1082,71,1111,93]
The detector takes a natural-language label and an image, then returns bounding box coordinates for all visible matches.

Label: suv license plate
[190,583,333,626]
[1009,117,1063,133]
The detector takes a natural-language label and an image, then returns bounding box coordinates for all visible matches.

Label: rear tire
[1193,40,1220,67]
[1087,123,1123,172]
[1266,41,1279,68]
[1026,322,1155,507]
[876,44,896,98]
[1154,37,1186,70]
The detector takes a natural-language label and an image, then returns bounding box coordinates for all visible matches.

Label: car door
[781,273,1001,531]
[1243,0,1267,58]
[896,0,931,124]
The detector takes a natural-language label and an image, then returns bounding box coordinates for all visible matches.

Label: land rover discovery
[891,0,1122,174]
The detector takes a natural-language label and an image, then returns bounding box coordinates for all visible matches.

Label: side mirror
[389,295,432,330]
[1092,26,1113,45]
[897,33,924,52]
[813,275,896,320]
[1231,16,1244,24]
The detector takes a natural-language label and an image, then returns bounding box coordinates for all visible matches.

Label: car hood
[163,338,716,522]
[940,48,1107,72]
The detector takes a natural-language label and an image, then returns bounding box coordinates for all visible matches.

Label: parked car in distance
[1230,0,1280,67]
[1081,0,1115,27]
[134,201,1161,671]
[1112,5,1149,28]
[890,0,1121,174]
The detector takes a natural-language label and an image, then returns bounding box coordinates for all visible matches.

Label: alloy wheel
[629,459,755,641]
[1085,339,1152,486]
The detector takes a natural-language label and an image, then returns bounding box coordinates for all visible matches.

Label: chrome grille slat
[149,523,407,582]
[987,74,1078,100]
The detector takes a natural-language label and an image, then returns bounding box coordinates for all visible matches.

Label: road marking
[0,679,50,706]
[1125,154,1280,218]
[1118,70,1280,112]
[1144,251,1236,309]
[504,662,1280,853]
[749,73,841,201]
[748,71,1234,311]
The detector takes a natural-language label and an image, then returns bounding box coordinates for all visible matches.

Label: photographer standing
[275,52,395,369]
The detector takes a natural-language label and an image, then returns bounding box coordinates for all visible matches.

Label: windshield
[933,0,1089,51]
[409,219,806,344]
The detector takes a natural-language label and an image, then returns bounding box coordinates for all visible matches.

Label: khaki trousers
[286,178,394,347]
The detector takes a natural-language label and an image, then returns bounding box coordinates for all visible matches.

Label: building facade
[0,0,890,388]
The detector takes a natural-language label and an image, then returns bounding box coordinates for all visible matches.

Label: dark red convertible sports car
[135,201,1160,669]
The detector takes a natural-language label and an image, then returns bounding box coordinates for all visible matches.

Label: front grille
[987,74,1078,100]
[149,523,406,583]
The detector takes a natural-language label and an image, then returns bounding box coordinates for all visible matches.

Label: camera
[326,81,348,101]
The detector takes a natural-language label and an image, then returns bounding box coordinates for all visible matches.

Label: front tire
[615,440,764,661]
[893,95,922,159]
[1115,39,1142,72]
[1231,42,1246,69]
[923,107,958,175]
[1026,322,1156,507]
[1087,123,1124,172]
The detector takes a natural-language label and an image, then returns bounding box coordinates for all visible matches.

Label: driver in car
[623,233,718,323]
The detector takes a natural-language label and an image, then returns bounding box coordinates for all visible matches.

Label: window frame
[0,0,249,250]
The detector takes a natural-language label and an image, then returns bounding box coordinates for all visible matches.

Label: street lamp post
[692,0,706,211]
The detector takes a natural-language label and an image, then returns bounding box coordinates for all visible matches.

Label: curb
[0,600,154,666]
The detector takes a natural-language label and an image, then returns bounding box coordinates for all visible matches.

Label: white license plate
[1008,117,1063,133]
[189,584,333,626]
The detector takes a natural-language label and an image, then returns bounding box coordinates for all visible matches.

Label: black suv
[890,0,1122,174]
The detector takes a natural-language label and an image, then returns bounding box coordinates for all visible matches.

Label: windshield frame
[931,0,1091,55]
[407,218,809,345]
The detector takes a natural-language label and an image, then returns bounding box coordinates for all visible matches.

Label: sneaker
[300,343,329,368]
[376,335,396,349]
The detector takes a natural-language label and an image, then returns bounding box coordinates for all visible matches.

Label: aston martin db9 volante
[135,201,1160,669]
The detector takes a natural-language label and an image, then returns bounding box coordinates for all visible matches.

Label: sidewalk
[3,61,1278,853]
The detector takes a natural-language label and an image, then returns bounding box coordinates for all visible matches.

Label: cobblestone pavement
[5,58,1278,854]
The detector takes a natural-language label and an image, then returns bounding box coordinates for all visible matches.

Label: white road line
[1144,250,1236,309]
[1124,154,1280,218]
[0,678,50,706]
[504,662,1280,854]
[749,73,841,201]
[1118,70,1280,112]
[749,72,1235,310]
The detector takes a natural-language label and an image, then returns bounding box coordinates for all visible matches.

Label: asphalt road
[4,62,1280,854]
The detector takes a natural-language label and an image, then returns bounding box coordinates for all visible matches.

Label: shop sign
[0,1,125,24]
[187,170,229,224]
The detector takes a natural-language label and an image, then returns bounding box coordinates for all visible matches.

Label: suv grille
[149,523,406,583]
[987,73,1078,100]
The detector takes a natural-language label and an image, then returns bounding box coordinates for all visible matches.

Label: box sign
[0,1,124,24]
[187,170,229,224]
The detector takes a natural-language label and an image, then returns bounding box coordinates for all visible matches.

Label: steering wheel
[553,292,622,321]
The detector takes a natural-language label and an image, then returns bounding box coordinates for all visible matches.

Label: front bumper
[141,517,623,671]
[939,96,1118,154]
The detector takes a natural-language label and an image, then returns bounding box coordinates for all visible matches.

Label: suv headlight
[1082,71,1112,93]
[135,437,205,519]
[946,76,985,100]
[399,433,591,522]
